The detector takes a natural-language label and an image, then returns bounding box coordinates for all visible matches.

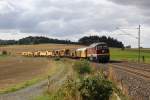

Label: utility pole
[138,25,141,63]
[116,25,142,63]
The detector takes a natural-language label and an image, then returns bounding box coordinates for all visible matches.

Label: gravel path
[0,61,69,100]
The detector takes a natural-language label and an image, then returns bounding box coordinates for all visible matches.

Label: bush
[62,73,113,100]
[2,50,7,55]
[73,60,92,74]
[79,73,113,100]
[54,57,60,61]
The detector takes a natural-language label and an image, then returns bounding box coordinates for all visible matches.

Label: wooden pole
[138,25,141,63]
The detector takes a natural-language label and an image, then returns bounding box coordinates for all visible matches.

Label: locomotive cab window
[96,45,108,50]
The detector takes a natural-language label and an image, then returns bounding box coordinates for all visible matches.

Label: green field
[110,48,150,63]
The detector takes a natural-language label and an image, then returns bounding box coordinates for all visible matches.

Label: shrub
[2,50,7,55]
[54,57,60,61]
[79,73,113,100]
[62,73,113,100]
[73,60,92,74]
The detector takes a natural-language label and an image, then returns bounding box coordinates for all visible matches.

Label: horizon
[0,35,149,49]
[0,34,149,48]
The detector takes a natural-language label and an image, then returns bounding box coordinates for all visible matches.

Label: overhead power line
[116,25,141,63]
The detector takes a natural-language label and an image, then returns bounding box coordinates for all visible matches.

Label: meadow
[110,48,150,63]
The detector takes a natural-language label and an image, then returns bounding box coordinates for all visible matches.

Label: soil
[0,56,50,90]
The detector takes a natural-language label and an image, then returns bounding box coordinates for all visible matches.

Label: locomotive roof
[89,42,107,47]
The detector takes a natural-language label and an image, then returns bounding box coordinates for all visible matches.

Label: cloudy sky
[0,0,150,47]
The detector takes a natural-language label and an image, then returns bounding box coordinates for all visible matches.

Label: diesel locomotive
[76,42,110,62]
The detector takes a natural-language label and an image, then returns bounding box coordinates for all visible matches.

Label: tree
[17,36,74,45]
[78,35,124,48]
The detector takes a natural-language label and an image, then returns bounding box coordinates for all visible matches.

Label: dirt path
[0,60,71,100]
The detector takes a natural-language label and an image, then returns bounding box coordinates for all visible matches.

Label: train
[21,42,110,63]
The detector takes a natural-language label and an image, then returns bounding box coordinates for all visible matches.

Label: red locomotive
[87,42,110,62]
[76,42,110,62]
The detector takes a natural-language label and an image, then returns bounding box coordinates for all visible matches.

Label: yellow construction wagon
[76,48,87,58]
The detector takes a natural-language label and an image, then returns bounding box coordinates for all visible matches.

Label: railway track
[113,62,150,72]
[109,63,150,80]
[68,58,150,81]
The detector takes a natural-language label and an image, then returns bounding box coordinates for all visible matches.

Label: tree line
[78,35,124,48]
[0,36,74,45]
[0,35,124,48]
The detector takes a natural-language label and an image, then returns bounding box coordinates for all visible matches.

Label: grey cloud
[108,0,150,9]
[108,0,150,21]
[0,0,146,35]
[0,0,150,47]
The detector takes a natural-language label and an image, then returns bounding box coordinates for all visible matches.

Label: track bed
[96,61,150,100]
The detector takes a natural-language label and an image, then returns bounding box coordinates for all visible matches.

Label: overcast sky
[0,0,150,47]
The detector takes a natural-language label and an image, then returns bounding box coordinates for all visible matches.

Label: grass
[33,58,73,100]
[35,90,65,100]
[0,78,43,94]
[111,82,129,100]
[0,54,8,59]
[35,94,50,100]
[110,48,150,63]
[34,59,115,100]
[35,94,52,100]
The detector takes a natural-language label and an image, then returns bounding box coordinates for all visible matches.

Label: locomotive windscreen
[96,44,108,50]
